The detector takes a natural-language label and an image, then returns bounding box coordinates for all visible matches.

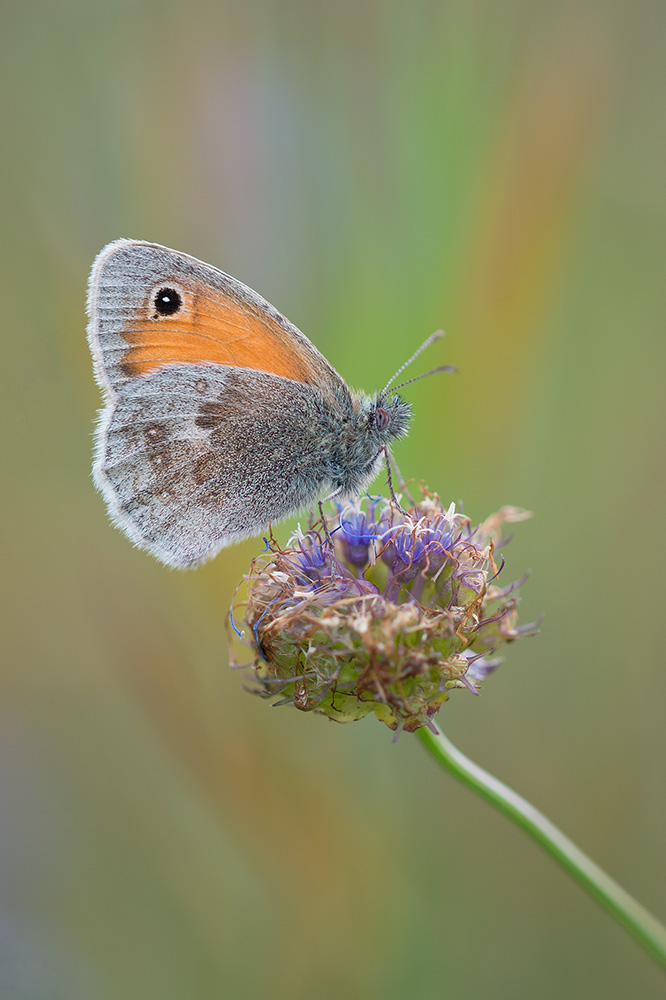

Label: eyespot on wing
[87,240,343,395]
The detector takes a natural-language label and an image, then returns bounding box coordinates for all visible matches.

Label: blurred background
[2,0,665,997]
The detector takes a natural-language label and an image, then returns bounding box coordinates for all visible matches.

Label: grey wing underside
[94,364,333,568]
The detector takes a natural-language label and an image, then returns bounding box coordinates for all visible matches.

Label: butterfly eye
[374,406,390,431]
[153,287,182,317]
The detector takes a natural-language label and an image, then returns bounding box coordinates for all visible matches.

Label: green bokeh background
[2,2,665,997]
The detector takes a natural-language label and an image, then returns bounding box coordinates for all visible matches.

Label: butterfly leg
[383,448,411,516]
[387,451,417,506]
[317,487,346,545]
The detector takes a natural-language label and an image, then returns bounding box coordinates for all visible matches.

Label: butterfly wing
[96,364,340,568]
[86,239,355,566]
[87,239,345,401]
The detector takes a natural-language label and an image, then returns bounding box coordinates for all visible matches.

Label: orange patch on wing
[120,281,318,384]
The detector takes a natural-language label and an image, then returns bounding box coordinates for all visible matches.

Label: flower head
[228,491,536,733]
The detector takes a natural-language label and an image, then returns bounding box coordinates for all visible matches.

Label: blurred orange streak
[455,23,613,390]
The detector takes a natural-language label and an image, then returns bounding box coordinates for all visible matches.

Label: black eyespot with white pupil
[153,287,182,317]
[374,406,390,431]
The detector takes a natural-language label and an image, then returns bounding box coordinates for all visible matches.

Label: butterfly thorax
[323,390,412,497]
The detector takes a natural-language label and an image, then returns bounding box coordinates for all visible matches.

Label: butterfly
[87,240,448,568]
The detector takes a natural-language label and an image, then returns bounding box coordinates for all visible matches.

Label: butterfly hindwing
[95,364,342,567]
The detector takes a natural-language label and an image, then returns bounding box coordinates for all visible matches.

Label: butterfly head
[368,391,412,447]
[331,390,411,499]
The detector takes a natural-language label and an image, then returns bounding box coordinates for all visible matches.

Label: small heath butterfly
[87,240,448,568]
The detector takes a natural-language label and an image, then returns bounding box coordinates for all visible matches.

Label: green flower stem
[416,721,666,969]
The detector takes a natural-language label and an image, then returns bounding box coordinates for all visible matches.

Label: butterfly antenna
[381,330,447,396]
[391,364,457,392]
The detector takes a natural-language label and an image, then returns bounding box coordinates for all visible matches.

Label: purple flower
[336,499,383,568]
[380,501,458,584]
[228,490,537,733]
